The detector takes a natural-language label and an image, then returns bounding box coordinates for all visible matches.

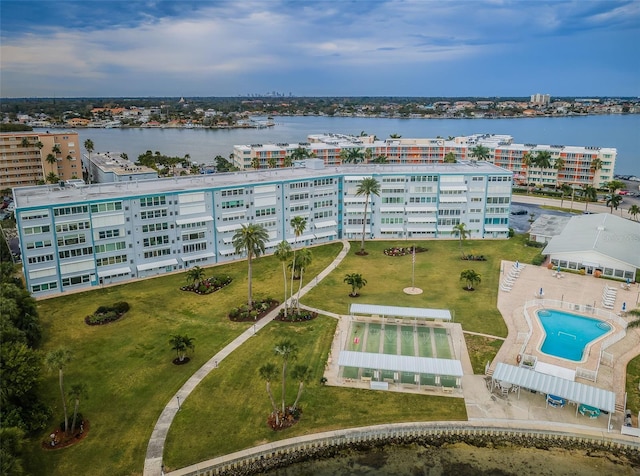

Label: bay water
[59,114,639,175]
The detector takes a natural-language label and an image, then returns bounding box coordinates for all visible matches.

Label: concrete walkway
[143,240,351,476]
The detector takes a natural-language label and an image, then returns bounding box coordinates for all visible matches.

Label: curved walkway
[143,240,351,476]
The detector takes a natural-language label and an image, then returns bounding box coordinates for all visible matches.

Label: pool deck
[490,261,640,417]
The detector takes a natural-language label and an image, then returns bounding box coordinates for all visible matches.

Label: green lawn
[304,236,542,336]
[21,236,552,475]
[25,244,342,476]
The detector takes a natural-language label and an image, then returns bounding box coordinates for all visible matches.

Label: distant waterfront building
[83,151,158,183]
[232,133,615,189]
[530,93,551,106]
[0,131,81,188]
[14,161,512,296]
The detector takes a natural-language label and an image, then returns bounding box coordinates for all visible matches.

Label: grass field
[25,235,639,475]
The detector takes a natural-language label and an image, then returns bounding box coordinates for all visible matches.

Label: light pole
[176,395,181,410]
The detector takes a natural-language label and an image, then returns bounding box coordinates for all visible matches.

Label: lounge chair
[546,394,566,408]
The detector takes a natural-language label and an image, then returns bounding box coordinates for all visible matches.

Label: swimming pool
[536,309,612,362]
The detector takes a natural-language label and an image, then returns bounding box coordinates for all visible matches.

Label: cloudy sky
[1,0,638,98]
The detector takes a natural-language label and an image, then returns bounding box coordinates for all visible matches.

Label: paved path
[143,241,351,476]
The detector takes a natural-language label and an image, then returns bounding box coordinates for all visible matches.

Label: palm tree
[283,155,293,168]
[453,223,470,258]
[590,158,603,175]
[20,137,30,148]
[169,334,195,362]
[46,172,59,184]
[291,364,312,410]
[251,157,260,170]
[51,144,61,155]
[344,273,367,296]
[460,269,481,290]
[629,204,640,221]
[68,382,88,434]
[554,157,565,183]
[340,148,365,164]
[45,348,72,434]
[274,241,292,318]
[290,147,311,162]
[232,224,269,309]
[288,216,307,312]
[389,133,402,138]
[274,340,298,413]
[470,144,490,161]
[267,157,277,169]
[582,184,597,212]
[559,183,573,208]
[258,363,280,425]
[84,139,94,159]
[186,265,206,289]
[444,152,456,163]
[522,152,533,192]
[532,151,552,187]
[46,153,57,168]
[355,177,380,255]
[294,248,312,311]
[606,194,622,214]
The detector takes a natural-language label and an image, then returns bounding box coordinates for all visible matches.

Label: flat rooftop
[13,161,510,209]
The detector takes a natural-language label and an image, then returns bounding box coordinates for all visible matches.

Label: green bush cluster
[85,302,130,326]
[228,298,278,321]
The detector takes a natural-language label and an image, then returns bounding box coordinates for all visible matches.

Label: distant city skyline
[1,0,639,98]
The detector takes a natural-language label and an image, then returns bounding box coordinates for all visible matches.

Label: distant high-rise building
[530,93,551,105]
[0,131,81,188]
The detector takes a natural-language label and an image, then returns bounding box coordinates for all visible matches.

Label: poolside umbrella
[539,287,543,296]
[557,266,561,272]
[622,302,626,311]
[627,278,631,285]
[515,261,519,269]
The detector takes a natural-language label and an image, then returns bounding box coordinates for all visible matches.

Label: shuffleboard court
[434,327,452,358]
[383,325,398,354]
[417,327,434,357]
[401,328,415,356]
[366,323,381,353]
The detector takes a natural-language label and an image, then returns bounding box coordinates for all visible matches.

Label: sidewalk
[143,241,351,476]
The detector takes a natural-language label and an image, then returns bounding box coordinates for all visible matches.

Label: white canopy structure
[350,304,452,321]
[492,363,616,428]
[338,351,463,377]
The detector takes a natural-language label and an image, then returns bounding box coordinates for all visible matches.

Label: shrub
[85,302,130,326]
[531,255,545,266]
[113,302,130,313]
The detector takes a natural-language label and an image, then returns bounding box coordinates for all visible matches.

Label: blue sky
[1,0,638,98]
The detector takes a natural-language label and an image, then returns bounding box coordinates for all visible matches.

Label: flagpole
[412,244,416,289]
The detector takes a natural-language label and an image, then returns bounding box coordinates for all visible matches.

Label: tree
[340,148,365,164]
[344,273,367,296]
[288,216,307,312]
[20,137,30,148]
[470,144,490,161]
[186,265,206,289]
[559,183,573,208]
[0,427,26,476]
[232,224,268,309]
[274,340,297,413]
[68,382,88,434]
[590,158,603,174]
[606,194,622,214]
[532,151,551,186]
[169,335,195,362]
[283,155,293,168]
[554,157,565,174]
[522,152,533,192]
[45,153,57,167]
[84,139,94,159]
[460,269,481,290]
[46,172,59,184]
[444,152,456,163]
[389,133,402,138]
[371,154,388,164]
[251,156,260,170]
[605,180,626,195]
[291,364,312,410]
[355,177,380,254]
[629,204,640,221]
[258,363,279,425]
[274,241,292,318]
[51,144,61,155]
[581,185,597,212]
[293,248,312,311]
[453,223,470,258]
[290,147,311,162]
[45,348,72,434]
[267,157,277,169]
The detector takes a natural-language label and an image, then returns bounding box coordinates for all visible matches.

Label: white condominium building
[232,133,615,189]
[14,160,512,297]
